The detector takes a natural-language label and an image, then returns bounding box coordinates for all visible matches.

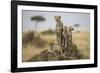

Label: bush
[63,44,82,59]
[22,31,34,47]
[22,31,47,48]
[41,29,55,35]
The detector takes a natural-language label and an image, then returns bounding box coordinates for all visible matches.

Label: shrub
[41,29,55,35]
[22,31,34,47]
[22,31,47,48]
[63,43,82,59]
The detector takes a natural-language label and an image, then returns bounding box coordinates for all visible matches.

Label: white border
[17,5,94,68]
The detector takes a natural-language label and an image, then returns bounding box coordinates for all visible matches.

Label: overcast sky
[22,10,90,32]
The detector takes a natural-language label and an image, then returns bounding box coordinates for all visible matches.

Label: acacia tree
[73,24,80,31]
[31,16,45,31]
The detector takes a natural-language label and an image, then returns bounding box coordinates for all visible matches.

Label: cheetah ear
[54,16,58,21]
[54,16,61,22]
[71,26,74,31]
[58,16,61,19]
[69,26,74,31]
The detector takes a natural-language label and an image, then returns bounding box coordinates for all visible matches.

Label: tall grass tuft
[22,31,34,47]
[22,31,47,48]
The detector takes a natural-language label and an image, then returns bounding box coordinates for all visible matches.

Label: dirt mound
[28,44,82,62]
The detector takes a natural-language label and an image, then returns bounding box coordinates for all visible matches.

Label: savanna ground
[22,30,90,62]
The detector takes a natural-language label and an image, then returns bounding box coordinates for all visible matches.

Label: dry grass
[40,34,56,44]
[22,45,47,62]
[22,31,90,62]
[73,32,90,49]
[72,32,90,59]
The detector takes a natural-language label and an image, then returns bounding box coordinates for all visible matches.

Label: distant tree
[31,16,45,31]
[73,24,80,31]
